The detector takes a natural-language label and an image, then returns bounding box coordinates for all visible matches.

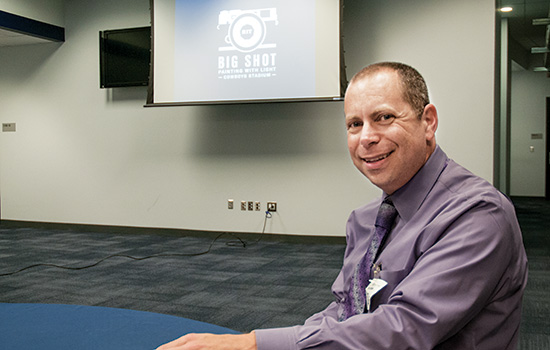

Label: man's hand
[156,331,257,350]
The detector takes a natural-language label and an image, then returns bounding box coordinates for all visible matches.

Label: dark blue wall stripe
[0,10,64,42]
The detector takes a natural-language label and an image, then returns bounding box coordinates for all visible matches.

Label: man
[157,62,528,349]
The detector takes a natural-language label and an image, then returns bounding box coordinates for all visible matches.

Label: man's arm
[156,331,256,350]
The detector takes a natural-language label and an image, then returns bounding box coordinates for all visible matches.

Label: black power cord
[225,210,272,247]
[0,211,273,277]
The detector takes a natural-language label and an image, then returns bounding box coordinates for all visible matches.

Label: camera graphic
[218,8,278,53]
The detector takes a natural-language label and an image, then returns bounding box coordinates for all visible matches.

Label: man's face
[344,69,437,194]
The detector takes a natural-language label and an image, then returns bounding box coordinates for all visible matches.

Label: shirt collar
[387,146,449,222]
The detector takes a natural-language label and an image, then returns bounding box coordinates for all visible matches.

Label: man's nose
[359,123,380,146]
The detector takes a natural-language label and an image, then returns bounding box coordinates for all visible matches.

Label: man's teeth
[364,153,391,163]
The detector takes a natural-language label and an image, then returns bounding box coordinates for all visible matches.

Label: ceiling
[0,1,549,66]
[501,0,550,69]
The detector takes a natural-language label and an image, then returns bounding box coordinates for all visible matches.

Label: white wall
[0,0,496,236]
[345,0,496,179]
[510,69,550,196]
[0,0,64,26]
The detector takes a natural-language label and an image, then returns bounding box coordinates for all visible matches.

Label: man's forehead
[356,69,399,86]
[346,70,403,99]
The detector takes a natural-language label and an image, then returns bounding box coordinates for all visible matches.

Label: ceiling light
[531,47,550,54]
[500,7,513,13]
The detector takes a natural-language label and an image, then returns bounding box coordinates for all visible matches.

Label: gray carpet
[0,227,344,332]
[0,196,548,349]
[513,197,550,350]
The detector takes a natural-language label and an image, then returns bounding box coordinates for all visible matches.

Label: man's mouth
[362,151,393,163]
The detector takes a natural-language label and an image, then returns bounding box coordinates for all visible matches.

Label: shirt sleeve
[301,301,340,327]
[255,199,524,350]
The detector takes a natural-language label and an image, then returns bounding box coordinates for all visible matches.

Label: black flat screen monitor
[99,26,151,88]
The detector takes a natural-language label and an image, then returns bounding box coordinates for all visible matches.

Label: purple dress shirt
[255,146,528,350]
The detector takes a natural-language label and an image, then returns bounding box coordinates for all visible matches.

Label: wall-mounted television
[99,26,151,88]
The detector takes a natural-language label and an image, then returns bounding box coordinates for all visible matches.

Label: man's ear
[422,104,438,143]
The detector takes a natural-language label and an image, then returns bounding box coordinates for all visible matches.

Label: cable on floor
[0,210,273,277]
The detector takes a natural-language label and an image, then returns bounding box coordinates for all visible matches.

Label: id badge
[365,278,388,312]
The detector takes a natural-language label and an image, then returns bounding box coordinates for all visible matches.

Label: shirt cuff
[255,326,300,350]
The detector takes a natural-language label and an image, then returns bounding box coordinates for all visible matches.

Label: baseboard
[0,219,346,245]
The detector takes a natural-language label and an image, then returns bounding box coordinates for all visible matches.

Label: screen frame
[145,0,347,107]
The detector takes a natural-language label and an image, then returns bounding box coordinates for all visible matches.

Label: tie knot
[375,198,398,230]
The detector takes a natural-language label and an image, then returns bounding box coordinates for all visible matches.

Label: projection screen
[148,0,346,106]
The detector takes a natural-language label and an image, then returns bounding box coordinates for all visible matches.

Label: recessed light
[500,6,513,12]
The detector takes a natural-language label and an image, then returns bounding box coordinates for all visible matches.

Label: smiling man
[157,62,528,350]
[344,63,437,195]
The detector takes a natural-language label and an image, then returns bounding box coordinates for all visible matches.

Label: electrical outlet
[241,201,247,211]
[267,201,277,212]
[2,123,16,132]
[255,201,261,211]
[247,201,254,211]
[228,199,234,209]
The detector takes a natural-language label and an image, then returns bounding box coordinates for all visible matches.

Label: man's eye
[347,121,362,130]
[378,114,395,123]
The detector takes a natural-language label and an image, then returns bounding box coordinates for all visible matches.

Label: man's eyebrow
[370,105,400,117]
[344,114,360,121]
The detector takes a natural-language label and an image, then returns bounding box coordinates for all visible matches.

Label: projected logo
[217,8,278,52]
[217,7,279,81]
